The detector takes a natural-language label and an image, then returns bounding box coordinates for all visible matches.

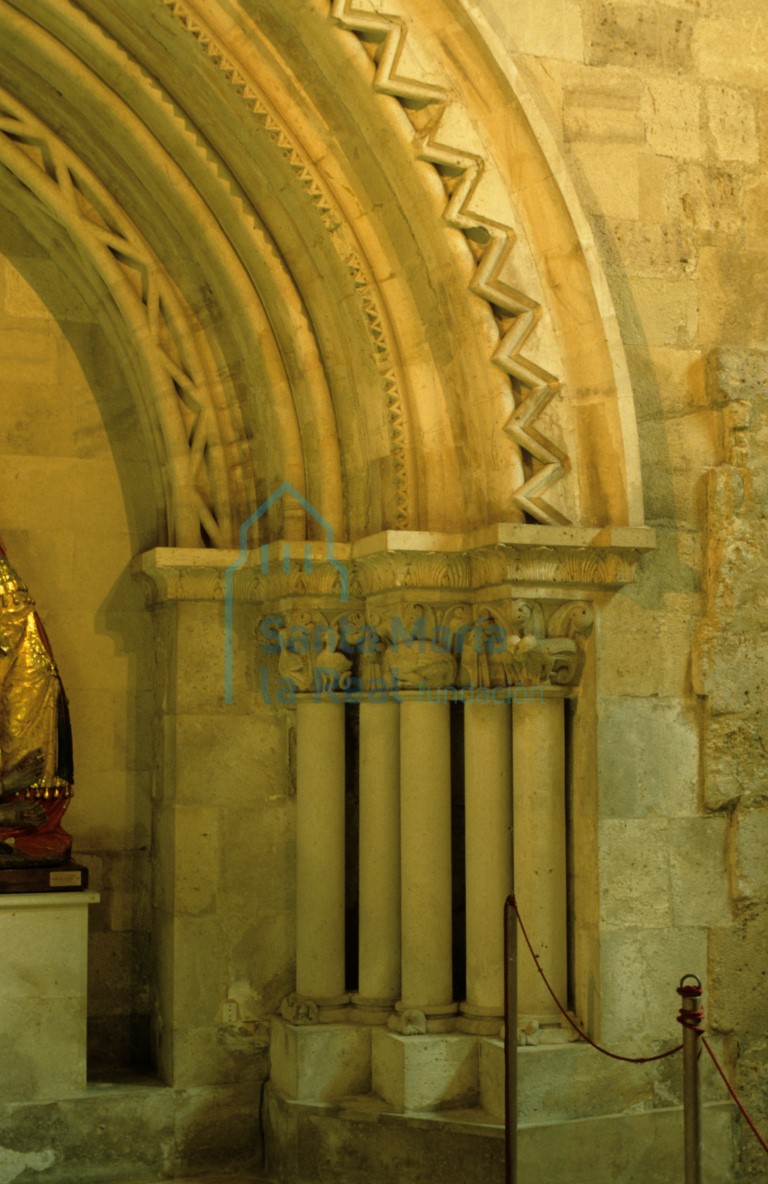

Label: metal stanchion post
[504,897,517,1184]
[677,974,704,1184]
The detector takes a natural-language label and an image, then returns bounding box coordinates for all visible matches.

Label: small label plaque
[49,870,83,888]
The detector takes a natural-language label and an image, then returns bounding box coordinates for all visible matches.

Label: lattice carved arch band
[0,87,232,547]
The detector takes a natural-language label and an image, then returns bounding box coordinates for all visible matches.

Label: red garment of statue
[0,537,74,865]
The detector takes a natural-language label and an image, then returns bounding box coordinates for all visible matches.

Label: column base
[457,1001,504,1036]
[372,1028,478,1111]
[517,1013,580,1045]
[270,1017,371,1101]
[350,994,396,1025]
[388,1000,458,1035]
[280,991,350,1024]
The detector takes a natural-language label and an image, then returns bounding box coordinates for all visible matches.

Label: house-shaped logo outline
[224,481,350,703]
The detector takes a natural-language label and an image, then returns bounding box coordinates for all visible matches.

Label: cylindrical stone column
[461,699,513,1033]
[353,700,401,1022]
[512,696,567,1019]
[295,696,348,1018]
[396,697,456,1032]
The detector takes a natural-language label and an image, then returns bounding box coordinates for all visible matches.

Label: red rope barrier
[509,896,768,1157]
[508,895,683,1064]
[702,1037,768,1157]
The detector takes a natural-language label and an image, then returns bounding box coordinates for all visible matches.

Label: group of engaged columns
[294,693,567,1033]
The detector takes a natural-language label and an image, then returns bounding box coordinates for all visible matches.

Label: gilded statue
[0,540,74,865]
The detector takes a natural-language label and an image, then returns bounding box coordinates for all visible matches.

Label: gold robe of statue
[0,541,73,864]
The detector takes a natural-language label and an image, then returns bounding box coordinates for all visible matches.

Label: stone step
[266,1087,735,1184]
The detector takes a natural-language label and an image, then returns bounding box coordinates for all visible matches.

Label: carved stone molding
[329,0,570,525]
[0,83,232,549]
[162,0,412,528]
[133,524,654,605]
[164,0,572,527]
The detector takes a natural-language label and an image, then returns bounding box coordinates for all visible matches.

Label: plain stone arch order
[0,0,645,544]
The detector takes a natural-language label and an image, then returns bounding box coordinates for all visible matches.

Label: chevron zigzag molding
[330,0,570,526]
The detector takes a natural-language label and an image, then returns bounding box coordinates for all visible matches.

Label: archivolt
[0,0,644,542]
[0,86,235,547]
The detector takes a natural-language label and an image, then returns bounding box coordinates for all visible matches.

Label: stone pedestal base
[0,891,99,1103]
[270,1018,371,1101]
[372,1029,478,1112]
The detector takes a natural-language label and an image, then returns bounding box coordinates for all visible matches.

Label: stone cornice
[132,525,655,603]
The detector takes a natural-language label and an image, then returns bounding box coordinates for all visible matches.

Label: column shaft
[355,700,400,1020]
[512,697,567,1018]
[295,697,347,1011]
[398,699,455,1029]
[462,700,513,1032]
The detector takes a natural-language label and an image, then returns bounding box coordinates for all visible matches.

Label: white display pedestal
[0,891,99,1103]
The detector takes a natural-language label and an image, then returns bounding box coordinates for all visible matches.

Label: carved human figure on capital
[0,539,74,865]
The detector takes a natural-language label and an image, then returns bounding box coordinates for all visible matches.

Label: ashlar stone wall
[474,0,768,1175]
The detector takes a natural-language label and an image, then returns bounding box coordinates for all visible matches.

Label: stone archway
[2,0,644,545]
[0,1,656,1175]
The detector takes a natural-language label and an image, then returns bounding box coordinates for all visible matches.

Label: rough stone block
[642,77,703,159]
[709,911,768,1034]
[575,146,640,219]
[480,1039,655,1124]
[598,927,707,1053]
[271,1019,371,1102]
[170,1021,269,1090]
[167,913,226,1030]
[732,806,768,901]
[0,1083,175,1183]
[271,1090,503,1184]
[173,1083,264,1177]
[598,591,695,699]
[564,81,645,143]
[588,4,694,71]
[706,85,758,163]
[668,816,730,927]
[692,630,768,715]
[692,10,768,89]
[597,697,698,819]
[225,910,294,1019]
[620,277,699,348]
[88,929,150,1019]
[172,803,220,917]
[371,1029,478,1112]
[599,818,672,927]
[485,0,584,61]
[163,708,289,806]
[519,1103,733,1184]
[698,246,768,348]
[705,346,768,407]
[747,172,768,252]
[595,218,697,280]
[265,1088,734,1184]
[478,1038,504,1119]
